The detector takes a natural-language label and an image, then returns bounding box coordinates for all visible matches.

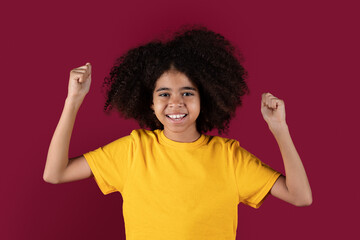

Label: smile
[166,114,187,121]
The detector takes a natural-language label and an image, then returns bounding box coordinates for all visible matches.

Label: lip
[165,113,187,115]
[165,114,188,123]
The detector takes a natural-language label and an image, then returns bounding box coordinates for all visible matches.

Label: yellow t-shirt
[83,129,281,240]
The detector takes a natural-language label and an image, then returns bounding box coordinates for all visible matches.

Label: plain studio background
[0,0,358,239]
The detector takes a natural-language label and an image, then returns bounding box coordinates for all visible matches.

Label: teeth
[167,114,186,119]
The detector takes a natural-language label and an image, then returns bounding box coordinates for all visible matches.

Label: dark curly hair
[103,24,249,134]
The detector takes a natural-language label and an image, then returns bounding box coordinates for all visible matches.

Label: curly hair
[103,24,249,134]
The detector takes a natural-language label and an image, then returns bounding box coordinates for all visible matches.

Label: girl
[43,25,312,240]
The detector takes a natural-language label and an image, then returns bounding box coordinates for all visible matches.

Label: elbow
[43,171,60,184]
[293,194,313,207]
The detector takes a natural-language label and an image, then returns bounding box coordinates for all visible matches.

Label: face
[151,70,201,140]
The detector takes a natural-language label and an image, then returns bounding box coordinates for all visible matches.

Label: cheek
[188,99,201,115]
[152,99,166,112]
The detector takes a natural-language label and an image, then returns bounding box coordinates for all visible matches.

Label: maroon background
[1,0,358,239]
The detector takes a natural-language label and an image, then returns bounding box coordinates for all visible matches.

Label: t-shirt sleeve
[232,141,281,208]
[83,135,134,195]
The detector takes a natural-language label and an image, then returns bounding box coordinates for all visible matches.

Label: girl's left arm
[261,93,312,207]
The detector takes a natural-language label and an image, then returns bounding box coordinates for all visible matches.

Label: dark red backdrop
[1,0,358,239]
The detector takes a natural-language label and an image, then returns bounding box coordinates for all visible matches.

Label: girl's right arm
[43,63,93,184]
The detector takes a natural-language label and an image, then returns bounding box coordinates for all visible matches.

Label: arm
[43,63,93,184]
[261,93,312,207]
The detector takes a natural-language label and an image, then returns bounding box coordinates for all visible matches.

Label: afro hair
[103,24,249,134]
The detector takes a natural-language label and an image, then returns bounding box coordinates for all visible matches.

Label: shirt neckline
[157,129,207,149]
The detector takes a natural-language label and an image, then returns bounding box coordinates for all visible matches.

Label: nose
[169,94,184,107]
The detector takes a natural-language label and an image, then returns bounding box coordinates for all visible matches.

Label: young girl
[43,25,312,240]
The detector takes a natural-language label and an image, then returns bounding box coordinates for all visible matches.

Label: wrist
[65,96,84,110]
[269,121,289,136]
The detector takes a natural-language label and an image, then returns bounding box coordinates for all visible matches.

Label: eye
[183,92,194,96]
[159,93,169,97]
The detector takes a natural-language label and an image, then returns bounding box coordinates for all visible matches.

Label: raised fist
[67,62,92,101]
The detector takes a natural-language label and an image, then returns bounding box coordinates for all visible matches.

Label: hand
[261,92,287,132]
[67,62,92,102]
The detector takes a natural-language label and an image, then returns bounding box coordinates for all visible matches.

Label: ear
[150,103,154,111]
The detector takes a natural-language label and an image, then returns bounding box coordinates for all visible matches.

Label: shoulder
[207,135,256,159]
[206,134,239,146]
[97,129,156,154]
[100,133,134,151]
[129,128,160,143]
[130,128,158,138]
[204,135,241,152]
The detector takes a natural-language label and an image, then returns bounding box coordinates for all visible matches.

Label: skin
[43,63,93,184]
[151,69,201,143]
[261,93,312,206]
[150,71,312,206]
[44,63,312,207]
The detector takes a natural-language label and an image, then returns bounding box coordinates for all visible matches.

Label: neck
[163,128,201,143]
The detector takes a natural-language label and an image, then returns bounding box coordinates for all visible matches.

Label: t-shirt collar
[157,129,207,149]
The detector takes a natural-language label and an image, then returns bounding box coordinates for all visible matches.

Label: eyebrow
[155,87,197,92]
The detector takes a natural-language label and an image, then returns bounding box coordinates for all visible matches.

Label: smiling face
[151,69,201,142]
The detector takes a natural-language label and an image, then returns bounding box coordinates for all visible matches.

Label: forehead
[155,70,197,89]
